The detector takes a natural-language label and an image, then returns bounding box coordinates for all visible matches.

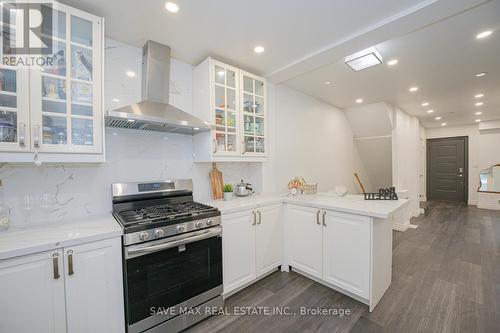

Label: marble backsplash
[0,38,263,227]
[0,128,263,226]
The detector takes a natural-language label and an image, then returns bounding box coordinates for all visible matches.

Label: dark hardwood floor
[186,202,500,333]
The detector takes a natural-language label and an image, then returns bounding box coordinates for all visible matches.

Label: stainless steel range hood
[105,41,211,135]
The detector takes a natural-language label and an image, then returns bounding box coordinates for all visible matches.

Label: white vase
[224,192,234,201]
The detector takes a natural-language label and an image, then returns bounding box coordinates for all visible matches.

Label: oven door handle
[127,227,222,258]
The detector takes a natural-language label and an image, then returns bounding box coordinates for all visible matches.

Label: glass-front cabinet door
[241,71,266,156]
[29,3,102,154]
[212,60,240,156]
[0,2,30,152]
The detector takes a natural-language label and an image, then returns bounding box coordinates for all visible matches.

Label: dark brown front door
[427,137,468,203]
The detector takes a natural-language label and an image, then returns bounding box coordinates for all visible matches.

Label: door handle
[18,123,26,147]
[33,125,40,148]
[67,250,74,275]
[316,210,321,225]
[257,210,262,224]
[52,253,60,280]
[252,210,256,225]
[322,211,327,227]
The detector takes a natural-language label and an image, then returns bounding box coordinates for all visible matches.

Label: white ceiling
[60,0,427,75]
[284,0,500,128]
[61,0,500,128]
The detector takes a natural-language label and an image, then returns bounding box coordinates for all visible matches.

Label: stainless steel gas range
[111,180,223,333]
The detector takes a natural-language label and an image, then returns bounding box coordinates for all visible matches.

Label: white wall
[426,124,500,205]
[392,106,422,217]
[273,85,356,193]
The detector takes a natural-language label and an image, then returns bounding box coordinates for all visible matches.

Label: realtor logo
[2,2,53,55]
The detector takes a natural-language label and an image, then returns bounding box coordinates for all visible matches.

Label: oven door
[124,226,223,333]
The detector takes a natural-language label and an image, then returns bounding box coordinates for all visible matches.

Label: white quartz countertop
[204,193,408,218]
[0,214,123,260]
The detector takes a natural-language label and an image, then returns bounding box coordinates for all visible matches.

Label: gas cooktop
[111,180,221,242]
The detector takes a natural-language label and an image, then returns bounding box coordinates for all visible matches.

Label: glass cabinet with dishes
[0,2,103,162]
[193,58,267,162]
[29,2,103,155]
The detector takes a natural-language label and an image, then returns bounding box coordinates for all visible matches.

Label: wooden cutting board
[209,162,224,200]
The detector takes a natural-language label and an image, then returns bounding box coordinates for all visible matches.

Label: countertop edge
[211,195,410,219]
[0,217,123,261]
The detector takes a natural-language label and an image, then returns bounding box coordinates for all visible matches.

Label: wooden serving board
[209,162,224,200]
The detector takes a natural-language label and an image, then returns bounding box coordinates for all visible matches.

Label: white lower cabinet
[286,205,323,279]
[64,239,125,333]
[256,204,283,277]
[0,249,67,333]
[222,204,282,295]
[222,209,256,294]
[322,211,370,299]
[0,238,124,333]
[286,204,372,301]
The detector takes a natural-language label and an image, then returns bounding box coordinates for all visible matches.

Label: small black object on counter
[364,187,398,200]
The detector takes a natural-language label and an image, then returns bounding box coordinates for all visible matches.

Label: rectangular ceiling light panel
[345,47,382,71]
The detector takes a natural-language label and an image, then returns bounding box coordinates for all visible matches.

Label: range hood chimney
[105,41,211,135]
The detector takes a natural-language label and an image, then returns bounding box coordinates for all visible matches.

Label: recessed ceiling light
[474,94,484,98]
[323,81,332,85]
[441,122,447,126]
[409,86,419,92]
[475,119,481,122]
[127,119,135,122]
[387,59,398,66]
[194,127,199,130]
[112,98,119,102]
[345,47,382,71]
[475,102,484,106]
[476,30,492,39]
[356,98,363,104]
[254,46,265,54]
[435,116,442,120]
[475,111,482,115]
[165,2,179,13]
[427,109,434,114]
[421,102,429,107]
[126,70,136,78]
[475,72,487,77]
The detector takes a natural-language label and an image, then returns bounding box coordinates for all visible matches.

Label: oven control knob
[195,221,204,228]
[154,229,165,238]
[206,219,213,226]
[139,232,149,241]
[176,225,185,233]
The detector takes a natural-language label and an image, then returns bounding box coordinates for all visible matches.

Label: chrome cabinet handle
[257,210,262,224]
[33,125,40,148]
[52,253,60,280]
[322,211,327,226]
[212,139,217,153]
[18,123,26,147]
[252,210,256,225]
[241,140,246,155]
[67,250,74,275]
[316,210,321,225]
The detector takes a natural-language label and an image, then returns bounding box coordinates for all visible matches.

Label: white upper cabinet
[241,71,266,156]
[193,57,267,162]
[0,1,104,163]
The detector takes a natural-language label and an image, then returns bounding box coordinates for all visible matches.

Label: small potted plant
[223,184,234,201]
